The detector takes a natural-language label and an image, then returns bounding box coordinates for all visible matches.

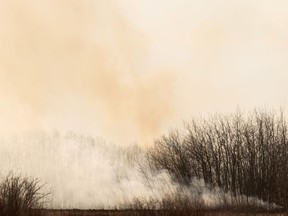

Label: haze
[1,0,288,145]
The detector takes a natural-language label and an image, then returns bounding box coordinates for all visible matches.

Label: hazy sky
[0,0,288,145]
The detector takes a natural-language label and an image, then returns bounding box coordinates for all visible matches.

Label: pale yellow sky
[0,0,288,145]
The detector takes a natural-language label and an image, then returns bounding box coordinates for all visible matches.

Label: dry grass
[42,209,288,216]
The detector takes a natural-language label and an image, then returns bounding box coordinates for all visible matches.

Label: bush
[0,173,49,216]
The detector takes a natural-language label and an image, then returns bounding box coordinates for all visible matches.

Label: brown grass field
[42,209,288,216]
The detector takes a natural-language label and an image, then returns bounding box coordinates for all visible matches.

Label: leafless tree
[148,109,288,209]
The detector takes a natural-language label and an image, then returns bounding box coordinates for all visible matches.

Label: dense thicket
[148,110,288,208]
[0,173,48,216]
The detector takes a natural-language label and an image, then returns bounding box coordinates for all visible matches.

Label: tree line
[148,109,288,208]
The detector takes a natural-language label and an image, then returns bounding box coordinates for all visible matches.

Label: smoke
[1,0,287,210]
[0,131,177,209]
[1,0,288,144]
[0,0,175,145]
[0,131,278,209]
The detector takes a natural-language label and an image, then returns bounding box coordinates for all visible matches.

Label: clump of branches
[148,109,288,209]
[0,173,50,216]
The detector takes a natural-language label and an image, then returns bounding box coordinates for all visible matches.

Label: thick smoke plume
[0,0,175,145]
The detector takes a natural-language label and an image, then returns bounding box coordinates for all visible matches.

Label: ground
[43,209,288,216]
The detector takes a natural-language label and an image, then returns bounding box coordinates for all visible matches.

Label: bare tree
[148,109,288,209]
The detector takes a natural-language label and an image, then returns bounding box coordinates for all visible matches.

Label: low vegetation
[0,173,49,216]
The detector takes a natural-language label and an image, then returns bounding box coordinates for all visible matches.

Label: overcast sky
[0,0,288,145]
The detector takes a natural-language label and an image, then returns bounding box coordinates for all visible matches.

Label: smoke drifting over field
[0,131,186,208]
[0,131,276,209]
[0,132,187,209]
[1,0,288,211]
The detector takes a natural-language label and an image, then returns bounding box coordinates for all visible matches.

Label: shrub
[0,173,49,216]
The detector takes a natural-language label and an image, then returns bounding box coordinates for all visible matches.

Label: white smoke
[0,131,170,209]
[0,131,279,209]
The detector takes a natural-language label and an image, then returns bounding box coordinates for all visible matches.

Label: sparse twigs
[0,172,50,216]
